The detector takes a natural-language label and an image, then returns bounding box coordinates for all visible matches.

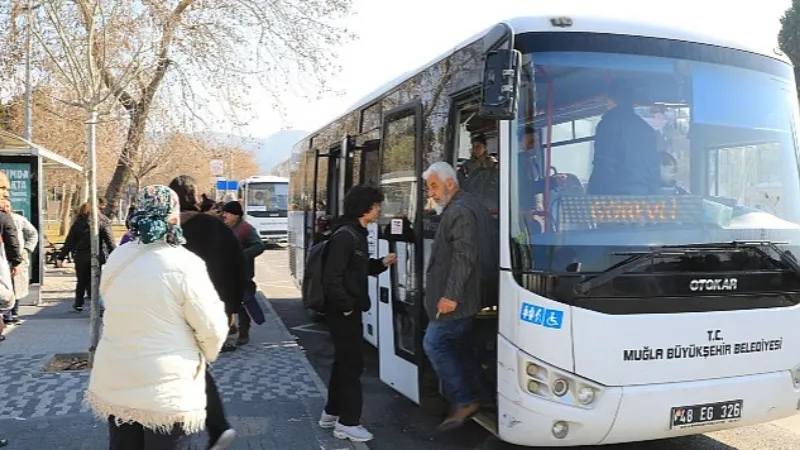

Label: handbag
[242,287,265,325]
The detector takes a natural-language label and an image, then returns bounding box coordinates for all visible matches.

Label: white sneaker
[318,411,339,429]
[333,423,373,442]
[209,428,236,450]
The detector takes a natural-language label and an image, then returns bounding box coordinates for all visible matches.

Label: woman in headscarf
[85,185,229,450]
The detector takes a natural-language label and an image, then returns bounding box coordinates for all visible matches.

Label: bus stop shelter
[0,130,82,306]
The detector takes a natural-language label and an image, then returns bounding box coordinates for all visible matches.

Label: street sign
[216,180,239,191]
[210,159,224,176]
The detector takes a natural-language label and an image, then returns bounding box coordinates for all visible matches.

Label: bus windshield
[509,48,800,273]
[245,182,289,217]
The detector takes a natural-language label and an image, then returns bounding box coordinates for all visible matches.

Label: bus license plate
[670,400,743,429]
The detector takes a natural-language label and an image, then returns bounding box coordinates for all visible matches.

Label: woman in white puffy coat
[85,185,229,450]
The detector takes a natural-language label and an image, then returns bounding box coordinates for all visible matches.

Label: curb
[256,292,371,450]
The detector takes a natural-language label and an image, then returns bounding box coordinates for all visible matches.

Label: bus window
[451,103,499,213]
[244,182,289,216]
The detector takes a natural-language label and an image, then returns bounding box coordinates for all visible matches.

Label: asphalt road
[255,247,800,450]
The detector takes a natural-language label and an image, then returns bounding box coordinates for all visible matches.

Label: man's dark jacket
[180,210,246,315]
[231,218,264,280]
[425,189,498,321]
[321,218,386,312]
[587,104,660,195]
[0,212,21,267]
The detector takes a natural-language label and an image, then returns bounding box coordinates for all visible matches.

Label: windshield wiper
[574,240,798,295]
[574,248,693,295]
[729,240,800,275]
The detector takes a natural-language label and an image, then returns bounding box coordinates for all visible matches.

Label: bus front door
[358,138,381,347]
[376,102,425,404]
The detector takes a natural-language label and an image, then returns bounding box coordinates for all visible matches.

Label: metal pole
[228,148,234,200]
[23,0,32,141]
[82,173,89,202]
[86,109,101,368]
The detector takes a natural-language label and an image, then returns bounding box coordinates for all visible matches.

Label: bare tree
[54,0,355,215]
[18,0,146,367]
[3,87,125,233]
[124,136,174,192]
[143,134,260,194]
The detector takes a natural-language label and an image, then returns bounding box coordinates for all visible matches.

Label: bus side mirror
[478,48,522,120]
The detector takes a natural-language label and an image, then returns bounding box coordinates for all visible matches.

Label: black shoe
[73,304,83,312]
[0,438,8,447]
[220,343,237,353]
[235,334,250,346]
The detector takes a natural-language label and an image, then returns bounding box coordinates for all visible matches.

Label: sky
[212,0,795,139]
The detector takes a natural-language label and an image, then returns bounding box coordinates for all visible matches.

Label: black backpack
[302,226,358,312]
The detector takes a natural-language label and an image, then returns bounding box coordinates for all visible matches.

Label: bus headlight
[577,386,596,405]
[526,362,541,378]
[552,378,569,397]
[519,352,604,408]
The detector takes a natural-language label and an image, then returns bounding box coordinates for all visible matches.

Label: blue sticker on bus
[520,302,564,330]
[542,309,564,329]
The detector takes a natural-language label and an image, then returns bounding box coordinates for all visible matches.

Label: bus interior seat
[550,174,590,232]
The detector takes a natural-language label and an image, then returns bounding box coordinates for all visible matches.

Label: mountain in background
[198,129,308,175]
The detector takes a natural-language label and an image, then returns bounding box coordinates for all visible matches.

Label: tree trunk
[103,103,155,217]
[87,109,102,369]
[71,176,84,219]
[58,184,73,236]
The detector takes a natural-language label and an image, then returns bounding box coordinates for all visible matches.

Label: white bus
[288,14,800,447]
[238,175,289,244]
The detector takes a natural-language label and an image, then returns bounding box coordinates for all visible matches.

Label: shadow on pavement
[269,294,745,450]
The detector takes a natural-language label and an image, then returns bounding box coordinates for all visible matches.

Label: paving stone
[0,264,361,450]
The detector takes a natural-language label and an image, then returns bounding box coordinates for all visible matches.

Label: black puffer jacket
[0,211,21,267]
[321,218,387,312]
[180,210,246,315]
[58,215,116,265]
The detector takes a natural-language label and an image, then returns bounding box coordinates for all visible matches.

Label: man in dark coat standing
[220,200,264,346]
[422,161,497,431]
[169,175,246,450]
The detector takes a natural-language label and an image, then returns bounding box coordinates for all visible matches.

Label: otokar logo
[689,278,738,292]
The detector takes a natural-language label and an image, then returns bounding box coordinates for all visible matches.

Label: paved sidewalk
[0,265,364,450]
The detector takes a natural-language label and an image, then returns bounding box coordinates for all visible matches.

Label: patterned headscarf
[128,185,186,246]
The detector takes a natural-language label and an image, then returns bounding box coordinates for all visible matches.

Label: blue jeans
[423,317,490,408]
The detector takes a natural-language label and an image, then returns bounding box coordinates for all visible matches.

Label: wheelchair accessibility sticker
[520,302,564,330]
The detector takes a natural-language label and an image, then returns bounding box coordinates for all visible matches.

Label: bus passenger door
[338,135,356,213]
[358,139,381,347]
[326,142,342,218]
[377,102,424,404]
[311,149,328,244]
